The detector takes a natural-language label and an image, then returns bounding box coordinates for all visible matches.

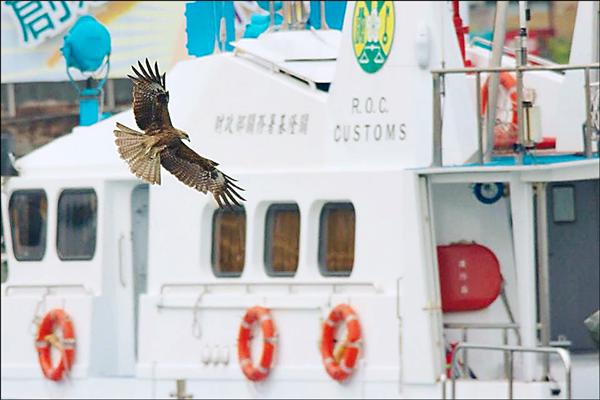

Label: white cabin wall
[430,182,520,379]
[327,1,477,169]
[139,169,441,391]
[0,178,105,292]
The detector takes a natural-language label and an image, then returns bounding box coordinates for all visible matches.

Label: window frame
[8,189,48,262]
[56,188,98,261]
[318,202,356,277]
[211,205,246,278]
[264,203,301,277]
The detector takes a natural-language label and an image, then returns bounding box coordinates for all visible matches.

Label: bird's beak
[185,135,191,142]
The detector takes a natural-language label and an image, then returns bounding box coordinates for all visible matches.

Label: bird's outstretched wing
[160,140,245,208]
[127,58,172,132]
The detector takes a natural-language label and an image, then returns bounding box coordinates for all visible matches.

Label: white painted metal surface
[1,2,598,399]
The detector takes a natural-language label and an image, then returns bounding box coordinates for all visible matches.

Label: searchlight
[61,15,111,127]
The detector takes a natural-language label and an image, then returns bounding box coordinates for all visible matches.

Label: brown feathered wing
[127,58,172,132]
[160,140,246,208]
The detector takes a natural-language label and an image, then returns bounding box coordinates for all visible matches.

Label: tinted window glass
[9,190,47,261]
[265,204,300,276]
[57,189,97,260]
[212,206,246,277]
[318,202,355,276]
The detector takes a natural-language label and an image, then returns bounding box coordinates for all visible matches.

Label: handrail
[431,62,600,166]
[431,62,599,74]
[159,280,380,295]
[444,322,521,378]
[450,343,571,400]
[444,322,519,330]
[3,284,92,296]
[118,233,127,288]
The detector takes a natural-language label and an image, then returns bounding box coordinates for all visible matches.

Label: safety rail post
[476,71,484,164]
[503,328,509,379]
[450,343,572,400]
[441,373,448,400]
[535,182,551,378]
[461,329,468,376]
[584,67,593,158]
[515,66,525,165]
[432,73,443,167]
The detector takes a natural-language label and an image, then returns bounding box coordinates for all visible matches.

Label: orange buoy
[237,306,277,381]
[34,309,76,381]
[320,304,362,382]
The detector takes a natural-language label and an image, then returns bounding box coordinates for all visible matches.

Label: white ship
[1,1,598,399]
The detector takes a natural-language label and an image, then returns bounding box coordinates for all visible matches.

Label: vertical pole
[535,182,551,378]
[461,329,469,377]
[476,72,484,164]
[516,67,525,164]
[584,68,593,158]
[503,328,509,379]
[320,1,329,30]
[485,1,509,163]
[6,83,16,118]
[432,73,443,167]
[510,180,537,381]
[507,350,514,399]
[516,1,530,164]
[105,79,115,112]
[269,1,275,28]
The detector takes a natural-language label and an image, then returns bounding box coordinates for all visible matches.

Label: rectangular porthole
[552,185,576,223]
[318,202,355,277]
[57,189,98,261]
[265,203,300,277]
[9,189,47,261]
[212,206,246,277]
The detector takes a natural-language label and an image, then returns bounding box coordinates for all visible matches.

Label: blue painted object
[308,1,346,30]
[243,12,283,38]
[61,15,111,72]
[185,1,236,57]
[61,15,111,126]
[474,183,504,205]
[79,88,101,127]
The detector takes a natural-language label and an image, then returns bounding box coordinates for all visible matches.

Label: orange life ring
[481,71,518,125]
[320,304,362,381]
[237,306,277,381]
[34,309,76,381]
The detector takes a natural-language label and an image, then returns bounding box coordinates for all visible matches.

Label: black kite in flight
[114,59,245,208]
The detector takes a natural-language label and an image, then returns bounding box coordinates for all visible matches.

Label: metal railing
[159,280,380,296]
[444,322,521,379]
[431,62,600,166]
[3,283,92,296]
[450,343,572,400]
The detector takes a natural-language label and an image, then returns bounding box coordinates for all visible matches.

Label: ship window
[212,206,246,277]
[9,190,47,261]
[265,203,300,277]
[552,185,576,223]
[318,202,355,276]
[57,189,97,261]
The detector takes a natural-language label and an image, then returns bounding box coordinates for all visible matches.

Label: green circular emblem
[352,1,395,74]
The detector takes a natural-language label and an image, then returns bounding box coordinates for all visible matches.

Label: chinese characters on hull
[215,113,310,136]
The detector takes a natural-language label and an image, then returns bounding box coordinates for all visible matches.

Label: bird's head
[177,129,190,142]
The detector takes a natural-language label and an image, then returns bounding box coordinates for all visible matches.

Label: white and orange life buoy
[320,304,362,382]
[480,71,518,125]
[34,309,76,381]
[237,306,277,381]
